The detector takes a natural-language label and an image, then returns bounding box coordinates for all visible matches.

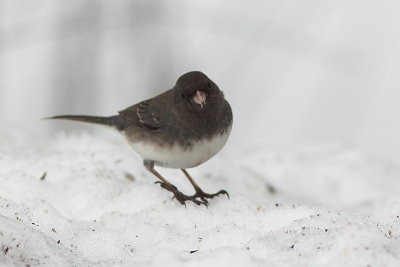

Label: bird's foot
[155,182,207,206]
[193,188,230,204]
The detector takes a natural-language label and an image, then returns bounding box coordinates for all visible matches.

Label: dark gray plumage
[47,71,233,206]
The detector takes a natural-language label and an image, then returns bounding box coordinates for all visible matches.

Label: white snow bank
[0,128,399,266]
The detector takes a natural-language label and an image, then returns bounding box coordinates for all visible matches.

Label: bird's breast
[128,127,231,169]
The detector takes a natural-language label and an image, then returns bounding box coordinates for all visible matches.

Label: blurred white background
[1,0,400,157]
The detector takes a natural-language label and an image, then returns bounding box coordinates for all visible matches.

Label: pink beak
[193,90,207,108]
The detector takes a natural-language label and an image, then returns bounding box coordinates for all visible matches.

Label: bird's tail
[44,115,127,131]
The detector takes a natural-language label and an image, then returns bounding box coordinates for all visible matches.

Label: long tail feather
[44,115,126,131]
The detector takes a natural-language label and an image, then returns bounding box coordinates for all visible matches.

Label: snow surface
[1,128,400,266]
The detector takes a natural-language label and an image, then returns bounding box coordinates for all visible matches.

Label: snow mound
[0,129,399,266]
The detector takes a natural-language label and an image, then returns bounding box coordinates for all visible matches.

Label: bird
[47,71,233,206]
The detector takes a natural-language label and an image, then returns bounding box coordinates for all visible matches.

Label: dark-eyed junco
[47,71,233,206]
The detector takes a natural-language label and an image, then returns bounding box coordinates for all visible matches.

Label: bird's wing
[118,100,171,131]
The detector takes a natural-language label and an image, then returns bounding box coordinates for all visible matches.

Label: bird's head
[174,71,223,112]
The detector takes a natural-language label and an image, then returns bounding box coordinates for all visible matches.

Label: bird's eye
[207,82,211,88]
[181,92,185,99]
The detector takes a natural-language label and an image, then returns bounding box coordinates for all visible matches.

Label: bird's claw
[194,188,230,201]
[155,181,229,206]
[156,182,208,206]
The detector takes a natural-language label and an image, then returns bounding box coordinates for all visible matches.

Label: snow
[2,1,400,265]
[1,127,400,266]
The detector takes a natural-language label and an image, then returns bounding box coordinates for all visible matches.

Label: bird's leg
[181,169,229,204]
[143,161,206,206]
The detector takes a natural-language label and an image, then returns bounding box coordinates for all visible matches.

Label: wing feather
[119,100,170,131]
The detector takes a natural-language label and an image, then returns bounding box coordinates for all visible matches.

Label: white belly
[128,127,231,169]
